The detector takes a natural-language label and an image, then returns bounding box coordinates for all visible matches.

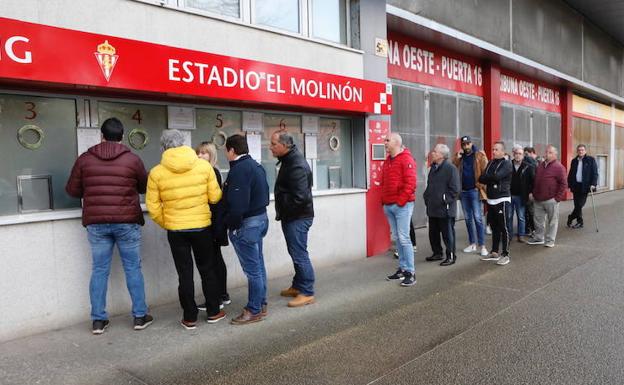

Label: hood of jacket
[160,146,199,174]
[88,141,131,161]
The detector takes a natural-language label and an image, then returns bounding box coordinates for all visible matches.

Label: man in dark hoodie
[508,144,535,243]
[223,134,270,325]
[270,131,316,308]
[66,117,153,335]
[479,141,513,266]
[423,144,460,266]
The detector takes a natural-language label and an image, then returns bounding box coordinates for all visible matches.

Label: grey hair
[512,144,524,153]
[547,144,559,155]
[160,129,185,151]
[276,132,294,148]
[390,133,403,146]
[435,143,450,159]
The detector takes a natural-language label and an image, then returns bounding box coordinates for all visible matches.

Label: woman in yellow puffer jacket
[146,129,225,329]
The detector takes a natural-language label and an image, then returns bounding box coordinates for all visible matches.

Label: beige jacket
[451,147,488,200]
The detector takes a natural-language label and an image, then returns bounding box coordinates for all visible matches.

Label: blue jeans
[383,202,415,273]
[281,218,315,296]
[460,189,485,246]
[229,213,269,315]
[508,195,527,237]
[86,223,148,321]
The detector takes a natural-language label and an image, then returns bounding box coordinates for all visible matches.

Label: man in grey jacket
[423,144,460,266]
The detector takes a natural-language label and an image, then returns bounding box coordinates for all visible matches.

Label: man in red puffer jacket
[66,117,152,335]
[381,133,417,287]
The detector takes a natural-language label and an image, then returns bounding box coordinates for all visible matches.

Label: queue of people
[67,117,598,333]
[67,119,316,334]
[379,133,599,285]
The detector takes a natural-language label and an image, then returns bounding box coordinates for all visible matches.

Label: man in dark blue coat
[423,143,460,266]
[567,144,598,229]
[270,131,316,307]
[223,134,270,325]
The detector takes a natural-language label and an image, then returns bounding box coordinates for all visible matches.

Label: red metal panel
[499,69,561,113]
[483,63,501,159]
[366,119,391,256]
[387,32,484,97]
[0,17,390,115]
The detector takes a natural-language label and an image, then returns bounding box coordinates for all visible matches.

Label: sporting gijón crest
[94,40,118,82]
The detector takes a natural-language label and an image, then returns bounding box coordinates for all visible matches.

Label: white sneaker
[496,256,510,265]
[463,244,477,253]
[480,246,488,257]
[486,225,492,235]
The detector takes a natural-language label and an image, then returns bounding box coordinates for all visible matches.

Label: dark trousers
[525,200,535,234]
[488,201,511,256]
[167,227,221,322]
[569,190,589,225]
[214,243,228,298]
[428,217,456,258]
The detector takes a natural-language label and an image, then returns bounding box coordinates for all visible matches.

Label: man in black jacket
[270,131,316,307]
[508,144,535,243]
[423,144,460,266]
[479,142,513,266]
[567,144,598,229]
[224,135,270,325]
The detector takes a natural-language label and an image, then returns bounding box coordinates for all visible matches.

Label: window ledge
[0,189,368,226]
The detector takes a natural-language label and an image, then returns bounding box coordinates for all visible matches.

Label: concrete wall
[0,192,366,342]
[1,0,364,78]
[389,0,624,98]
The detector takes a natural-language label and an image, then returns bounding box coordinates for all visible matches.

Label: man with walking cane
[566,144,598,229]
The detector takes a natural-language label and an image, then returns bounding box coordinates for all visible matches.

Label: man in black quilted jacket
[270,131,316,308]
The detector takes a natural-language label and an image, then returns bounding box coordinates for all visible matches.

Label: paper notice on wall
[304,134,318,159]
[247,133,262,162]
[77,128,101,155]
[167,106,196,129]
[243,112,264,132]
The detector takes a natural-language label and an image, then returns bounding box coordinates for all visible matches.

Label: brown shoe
[280,287,300,297]
[230,308,263,325]
[288,294,316,308]
[260,304,268,318]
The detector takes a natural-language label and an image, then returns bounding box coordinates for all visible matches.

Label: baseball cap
[460,136,472,144]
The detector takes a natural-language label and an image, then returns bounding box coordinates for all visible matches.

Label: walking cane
[589,188,599,233]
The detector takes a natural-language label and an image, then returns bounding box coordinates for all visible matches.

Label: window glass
[391,84,427,226]
[501,105,514,147]
[458,98,483,150]
[312,0,347,44]
[184,0,240,18]
[262,114,303,192]
[194,109,243,173]
[316,118,352,189]
[98,101,167,172]
[0,94,80,215]
[255,0,300,33]
[547,115,561,153]
[429,92,457,145]
[514,108,531,149]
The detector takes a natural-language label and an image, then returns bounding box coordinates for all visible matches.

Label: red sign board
[387,32,484,97]
[500,70,561,113]
[0,17,391,114]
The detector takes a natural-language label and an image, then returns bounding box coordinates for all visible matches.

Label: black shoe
[220,294,232,305]
[92,320,109,335]
[392,250,399,259]
[386,269,405,281]
[400,272,416,287]
[133,314,154,330]
[425,254,444,262]
[566,216,573,228]
[572,222,584,229]
[440,255,456,266]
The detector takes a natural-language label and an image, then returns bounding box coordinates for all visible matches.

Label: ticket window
[98,101,168,172]
[0,94,80,215]
[193,109,244,177]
